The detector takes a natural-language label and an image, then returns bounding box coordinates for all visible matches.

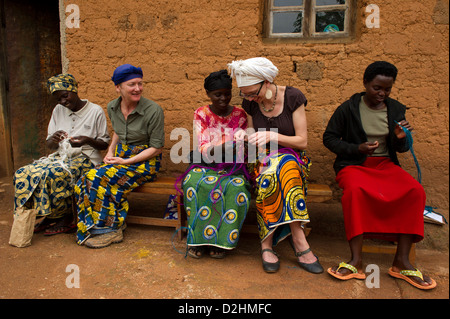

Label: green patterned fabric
[183,167,250,250]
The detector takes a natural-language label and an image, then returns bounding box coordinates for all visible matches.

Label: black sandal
[209,247,226,259]
[261,249,280,273]
[289,238,324,274]
[187,246,204,259]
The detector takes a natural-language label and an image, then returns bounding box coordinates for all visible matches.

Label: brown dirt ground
[0,176,448,303]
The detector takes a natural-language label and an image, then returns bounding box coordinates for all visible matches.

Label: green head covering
[47,74,78,94]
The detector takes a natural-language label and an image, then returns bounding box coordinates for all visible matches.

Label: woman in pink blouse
[182,70,251,259]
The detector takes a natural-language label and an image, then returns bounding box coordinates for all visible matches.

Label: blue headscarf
[111,64,143,85]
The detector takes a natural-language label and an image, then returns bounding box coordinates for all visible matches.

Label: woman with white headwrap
[228,57,323,274]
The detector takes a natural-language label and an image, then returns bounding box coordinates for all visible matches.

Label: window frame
[263,0,357,43]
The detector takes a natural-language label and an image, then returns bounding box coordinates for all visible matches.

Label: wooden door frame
[0,0,14,177]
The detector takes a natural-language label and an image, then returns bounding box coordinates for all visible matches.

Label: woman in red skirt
[323,61,436,290]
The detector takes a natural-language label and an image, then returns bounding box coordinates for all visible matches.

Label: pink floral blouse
[194,105,248,153]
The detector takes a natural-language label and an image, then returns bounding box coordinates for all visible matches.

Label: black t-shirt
[242,86,307,137]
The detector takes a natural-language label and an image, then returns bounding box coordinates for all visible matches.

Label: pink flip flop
[43,223,77,236]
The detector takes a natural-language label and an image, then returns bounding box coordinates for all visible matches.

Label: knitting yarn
[33,137,75,184]
[396,121,421,184]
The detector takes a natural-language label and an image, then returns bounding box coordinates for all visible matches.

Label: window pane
[316,0,345,6]
[315,10,345,32]
[273,11,302,33]
[274,0,303,6]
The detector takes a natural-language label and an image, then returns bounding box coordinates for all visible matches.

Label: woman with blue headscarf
[75,64,165,248]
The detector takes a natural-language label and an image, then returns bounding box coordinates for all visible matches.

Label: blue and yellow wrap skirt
[13,154,93,219]
[75,143,160,245]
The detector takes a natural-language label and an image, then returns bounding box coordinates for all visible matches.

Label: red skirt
[336,157,425,243]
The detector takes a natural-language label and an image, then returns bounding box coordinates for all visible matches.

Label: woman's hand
[395,120,413,139]
[69,136,91,147]
[70,136,109,150]
[358,141,379,155]
[103,149,115,163]
[103,156,127,165]
[234,129,248,141]
[248,131,278,146]
[47,130,68,149]
[50,130,68,144]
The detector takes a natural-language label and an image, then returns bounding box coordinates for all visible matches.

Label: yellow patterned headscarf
[47,74,78,94]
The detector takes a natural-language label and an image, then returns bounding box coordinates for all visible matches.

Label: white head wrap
[228,57,279,88]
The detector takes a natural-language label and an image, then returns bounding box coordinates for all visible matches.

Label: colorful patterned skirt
[13,154,93,219]
[336,156,425,243]
[183,166,251,250]
[250,150,311,246]
[75,144,160,245]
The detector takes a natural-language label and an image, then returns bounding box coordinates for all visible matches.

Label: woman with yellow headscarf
[12,74,110,240]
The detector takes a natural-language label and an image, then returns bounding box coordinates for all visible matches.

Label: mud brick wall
[62,0,449,213]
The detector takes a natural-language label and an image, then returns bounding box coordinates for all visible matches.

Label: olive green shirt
[107,96,165,148]
[359,97,389,157]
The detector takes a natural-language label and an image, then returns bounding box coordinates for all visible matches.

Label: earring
[265,85,273,100]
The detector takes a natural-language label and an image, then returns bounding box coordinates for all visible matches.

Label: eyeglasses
[239,82,264,99]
